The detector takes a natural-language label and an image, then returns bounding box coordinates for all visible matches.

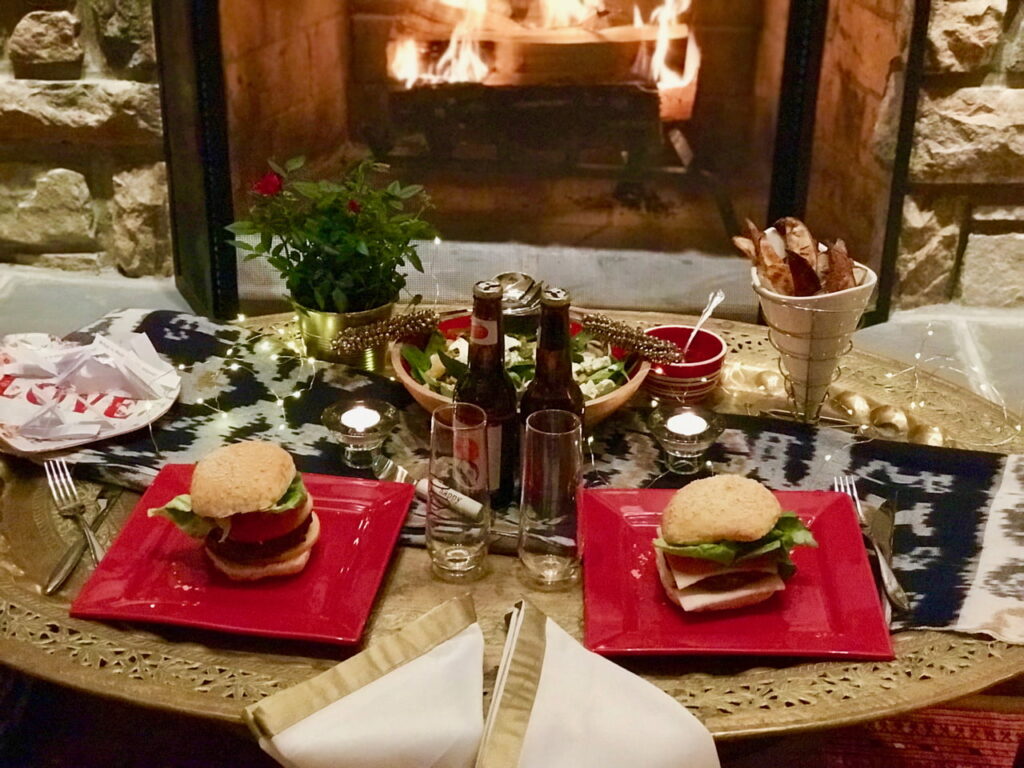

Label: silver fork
[44,459,105,565]
[834,475,910,615]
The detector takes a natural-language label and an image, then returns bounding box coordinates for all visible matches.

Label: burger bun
[661,475,782,544]
[191,441,296,519]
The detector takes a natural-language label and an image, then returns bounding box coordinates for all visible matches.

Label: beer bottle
[519,287,585,423]
[454,280,519,510]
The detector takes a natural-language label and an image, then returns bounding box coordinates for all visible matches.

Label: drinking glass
[426,403,491,580]
[518,409,583,588]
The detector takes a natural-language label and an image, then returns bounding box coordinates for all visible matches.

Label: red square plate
[70,465,414,645]
[579,489,894,659]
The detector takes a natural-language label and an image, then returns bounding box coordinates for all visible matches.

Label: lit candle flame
[341,406,382,432]
[666,412,708,437]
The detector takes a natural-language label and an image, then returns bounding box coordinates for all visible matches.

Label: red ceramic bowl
[643,325,727,403]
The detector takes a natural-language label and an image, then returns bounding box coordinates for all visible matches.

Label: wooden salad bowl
[388,313,650,428]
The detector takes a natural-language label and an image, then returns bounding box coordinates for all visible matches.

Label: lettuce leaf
[266,473,308,512]
[653,512,817,570]
[146,474,308,539]
[147,494,216,539]
[651,539,742,565]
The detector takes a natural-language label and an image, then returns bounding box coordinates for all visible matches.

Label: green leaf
[225,221,257,235]
[266,474,308,512]
[437,350,468,380]
[331,288,349,313]
[652,512,817,566]
[773,512,818,548]
[399,344,432,376]
[226,239,256,252]
[355,240,370,256]
[285,156,306,172]
[292,181,321,198]
[147,495,216,539]
[652,538,741,565]
[588,361,625,384]
[407,249,423,272]
[386,180,401,195]
[397,184,424,199]
[423,331,447,357]
[268,159,286,176]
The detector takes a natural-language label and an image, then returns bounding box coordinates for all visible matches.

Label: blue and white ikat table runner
[62,310,1024,644]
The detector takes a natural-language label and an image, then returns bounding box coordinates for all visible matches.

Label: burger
[652,475,816,612]
[148,441,319,581]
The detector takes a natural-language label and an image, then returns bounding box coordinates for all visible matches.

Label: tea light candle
[322,398,397,469]
[648,404,722,475]
[340,405,381,431]
[665,412,708,437]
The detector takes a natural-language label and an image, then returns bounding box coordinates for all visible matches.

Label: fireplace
[155,0,919,320]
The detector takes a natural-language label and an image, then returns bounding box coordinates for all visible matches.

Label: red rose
[253,171,283,196]
[347,199,362,214]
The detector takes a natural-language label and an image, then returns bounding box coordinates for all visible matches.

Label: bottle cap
[540,287,570,307]
[473,280,502,299]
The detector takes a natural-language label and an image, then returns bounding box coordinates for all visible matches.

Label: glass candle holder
[648,404,722,474]
[322,398,398,469]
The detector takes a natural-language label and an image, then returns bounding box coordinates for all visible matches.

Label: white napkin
[476,600,720,768]
[244,595,485,768]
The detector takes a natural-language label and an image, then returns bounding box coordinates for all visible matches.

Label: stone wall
[896,0,1024,308]
[0,0,171,276]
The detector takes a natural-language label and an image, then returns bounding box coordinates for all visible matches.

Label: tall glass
[426,403,491,580]
[518,409,583,588]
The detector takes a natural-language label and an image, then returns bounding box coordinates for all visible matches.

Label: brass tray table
[1,311,1021,740]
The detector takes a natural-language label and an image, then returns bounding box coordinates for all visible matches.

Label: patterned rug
[816,705,1024,768]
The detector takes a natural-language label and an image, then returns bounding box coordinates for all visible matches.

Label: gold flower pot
[295,301,395,371]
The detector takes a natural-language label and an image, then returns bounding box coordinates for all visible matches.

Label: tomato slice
[226,498,311,543]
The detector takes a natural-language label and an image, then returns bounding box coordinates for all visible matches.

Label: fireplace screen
[158,0,913,319]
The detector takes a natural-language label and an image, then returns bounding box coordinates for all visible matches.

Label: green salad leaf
[437,350,468,380]
[147,474,308,539]
[653,512,817,573]
[147,495,216,539]
[401,345,432,384]
[267,473,308,512]
[404,326,628,401]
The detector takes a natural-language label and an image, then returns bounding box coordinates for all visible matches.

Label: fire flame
[388,0,700,96]
[649,0,697,89]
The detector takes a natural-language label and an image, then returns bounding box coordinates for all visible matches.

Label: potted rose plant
[227,156,436,366]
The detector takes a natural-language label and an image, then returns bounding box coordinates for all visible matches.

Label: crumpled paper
[0,332,180,455]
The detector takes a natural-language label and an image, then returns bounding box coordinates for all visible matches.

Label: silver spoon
[680,289,725,362]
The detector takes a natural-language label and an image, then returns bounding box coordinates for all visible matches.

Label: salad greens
[401,329,630,401]
[652,512,818,579]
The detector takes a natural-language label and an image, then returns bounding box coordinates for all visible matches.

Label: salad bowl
[389,312,651,427]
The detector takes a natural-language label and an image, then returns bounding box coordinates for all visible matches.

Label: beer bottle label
[470,317,498,346]
[486,423,501,492]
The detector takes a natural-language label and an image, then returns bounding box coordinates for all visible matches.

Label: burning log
[397,0,526,38]
[401,22,692,88]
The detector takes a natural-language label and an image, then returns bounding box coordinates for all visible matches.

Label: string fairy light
[169,315,323,433]
[871,321,1022,450]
